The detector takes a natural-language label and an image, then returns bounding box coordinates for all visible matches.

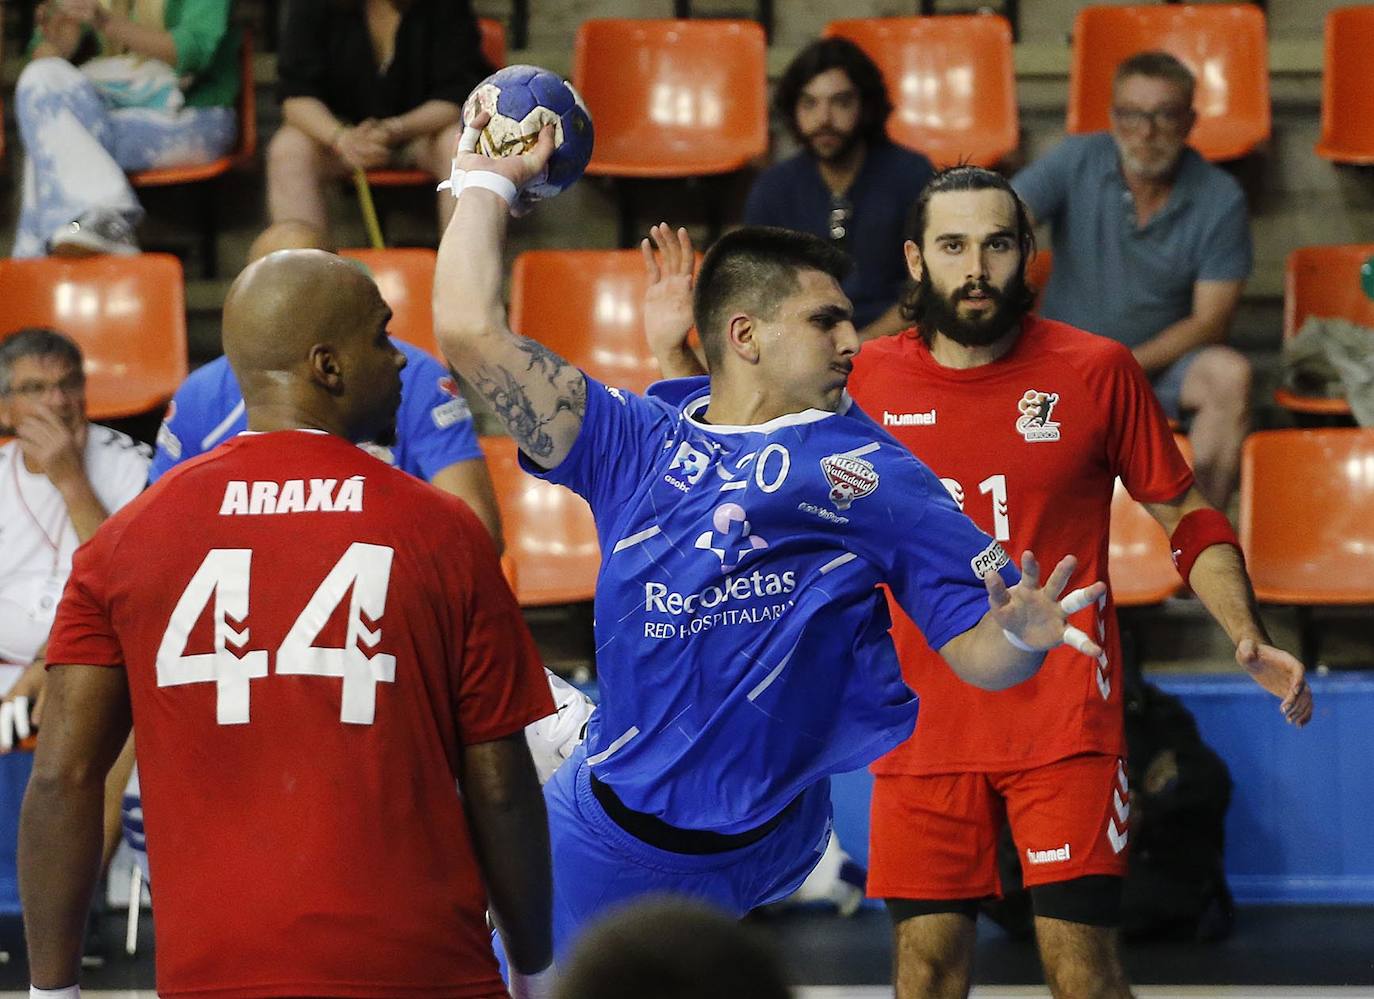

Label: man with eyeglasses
[0,329,150,732]
[1012,51,1253,510]
[743,37,934,341]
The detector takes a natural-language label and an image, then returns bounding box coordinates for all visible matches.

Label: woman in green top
[13,0,240,257]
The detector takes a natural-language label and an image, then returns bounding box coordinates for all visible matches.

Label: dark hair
[555,898,791,999]
[0,327,83,395]
[774,37,893,148]
[900,165,1038,326]
[1113,50,1196,104]
[693,226,851,368]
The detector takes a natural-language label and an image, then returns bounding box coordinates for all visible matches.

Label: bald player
[20,250,557,999]
[150,221,503,547]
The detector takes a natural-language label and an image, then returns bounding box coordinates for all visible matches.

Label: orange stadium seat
[339,248,438,358]
[0,255,187,420]
[1317,6,1374,163]
[823,16,1018,168]
[572,19,768,179]
[130,28,256,276]
[1274,244,1374,418]
[363,18,507,191]
[509,249,685,395]
[479,435,601,607]
[1240,429,1374,606]
[1067,4,1270,162]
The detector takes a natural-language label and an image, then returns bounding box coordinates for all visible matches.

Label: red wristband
[1170,508,1242,584]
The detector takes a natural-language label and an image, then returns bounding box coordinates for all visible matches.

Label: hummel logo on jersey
[1016,389,1061,443]
[695,503,768,571]
[882,409,937,427]
[219,477,365,516]
[1026,842,1072,865]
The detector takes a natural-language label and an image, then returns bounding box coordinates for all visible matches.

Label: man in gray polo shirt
[1013,51,1252,508]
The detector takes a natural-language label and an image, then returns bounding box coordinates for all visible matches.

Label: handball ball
[463,65,595,202]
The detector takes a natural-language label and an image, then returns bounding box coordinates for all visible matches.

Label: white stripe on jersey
[612,525,661,554]
[202,399,246,451]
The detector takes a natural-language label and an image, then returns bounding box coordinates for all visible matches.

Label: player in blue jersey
[151,312,502,545]
[434,117,1109,960]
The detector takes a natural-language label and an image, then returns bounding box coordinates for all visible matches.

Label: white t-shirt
[0,425,149,691]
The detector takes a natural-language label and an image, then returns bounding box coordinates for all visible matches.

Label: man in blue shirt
[436,117,1107,960]
[1012,52,1253,509]
[150,225,501,544]
[745,38,935,339]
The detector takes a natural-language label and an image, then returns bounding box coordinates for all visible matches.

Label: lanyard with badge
[9,451,69,620]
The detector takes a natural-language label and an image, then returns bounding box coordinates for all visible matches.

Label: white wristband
[1001,628,1038,653]
[509,964,557,999]
[31,986,81,999]
[437,167,517,207]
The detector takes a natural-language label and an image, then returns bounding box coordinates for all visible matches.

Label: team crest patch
[821,453,879,510]
[1016,389,1061,442]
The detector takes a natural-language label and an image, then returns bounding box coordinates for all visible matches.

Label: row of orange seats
[2,249,1372,630]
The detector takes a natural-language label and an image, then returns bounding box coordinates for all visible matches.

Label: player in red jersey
[19,250,556,999]
[641,168,1312,999]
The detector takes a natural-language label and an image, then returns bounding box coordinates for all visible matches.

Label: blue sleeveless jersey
[524,376,1017,835]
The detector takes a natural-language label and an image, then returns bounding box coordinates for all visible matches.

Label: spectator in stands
[556,898,792,999]
[0,328,145,867]
[744,37,934,339]
[150,220,503,546]
[12,0,240,257]
[267,0,491,239]
[1013,52,1252,508]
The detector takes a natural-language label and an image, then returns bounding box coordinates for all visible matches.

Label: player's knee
[1043,950,1132,999]
[16,57,83,105]
[896,950,972,999]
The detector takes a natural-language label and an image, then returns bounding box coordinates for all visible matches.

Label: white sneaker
[50,210,139,257]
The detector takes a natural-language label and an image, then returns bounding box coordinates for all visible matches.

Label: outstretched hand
[985,551,1107,656]
[641,223,697,362]
[1236,639,1313,727]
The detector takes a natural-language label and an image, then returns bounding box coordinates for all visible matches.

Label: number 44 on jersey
[155,543,396,726]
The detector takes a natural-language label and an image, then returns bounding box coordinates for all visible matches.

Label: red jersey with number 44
[47,431,553,999]
[849,318,1193,775]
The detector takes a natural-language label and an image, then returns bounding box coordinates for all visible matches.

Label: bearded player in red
[641,166,1312,999]
[20,250,556,999]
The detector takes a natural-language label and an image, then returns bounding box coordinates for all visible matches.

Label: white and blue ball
[464,65,595,202]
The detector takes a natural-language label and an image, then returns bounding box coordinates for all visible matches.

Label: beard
[803,126,862,165]
[916,270,1030,347]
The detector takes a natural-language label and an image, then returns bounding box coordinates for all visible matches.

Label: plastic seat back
[480,436,601,606]
[1284,244,1374,337]
[1241,429,1374,605]
[479,16,507,69]
[824,16,1017,168]
[509,250,670,395]
[1067,4,1270,162]
[1108,434,1192,607]
[339,248,438,358]
[0,255,187,420]
[1317,6,1374,163]
[573,19,767,177]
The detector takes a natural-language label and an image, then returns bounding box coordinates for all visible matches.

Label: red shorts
[868,753,1130,900]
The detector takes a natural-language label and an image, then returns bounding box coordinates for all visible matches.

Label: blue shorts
[543,745,833,960]
[1150,349,1203,421]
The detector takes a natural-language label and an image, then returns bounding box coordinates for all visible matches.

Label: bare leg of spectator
[403,123,464,232]
[266,122,333,235]
[1180,345,1251,510]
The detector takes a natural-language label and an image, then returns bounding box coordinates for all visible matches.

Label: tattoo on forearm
[473,338,587,459]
